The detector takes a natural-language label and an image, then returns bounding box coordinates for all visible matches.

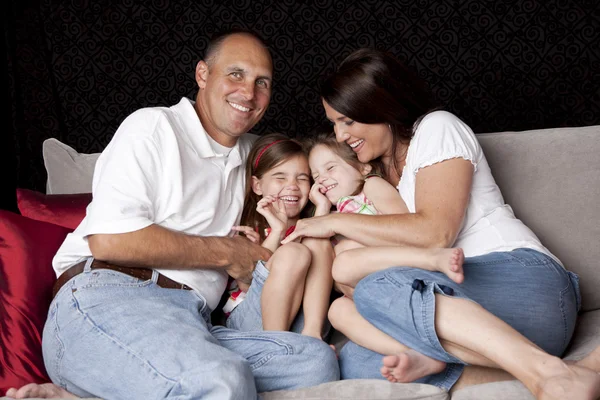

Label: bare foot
[380,349,446,383]
[535,364,600,400]
[431,248,464,284]
[5,383,79,399]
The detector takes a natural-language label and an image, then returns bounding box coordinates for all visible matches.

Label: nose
[239,81,255,101]
[334,126,350,143]
[318,175,327,184]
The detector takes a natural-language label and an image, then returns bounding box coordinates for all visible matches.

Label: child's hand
[256,195,288,233]
[310,182,332,215]
[231,225,261,243]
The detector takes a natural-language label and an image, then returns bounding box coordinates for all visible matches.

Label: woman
[283,48,600,398]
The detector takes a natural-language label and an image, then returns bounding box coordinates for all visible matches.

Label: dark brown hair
[320,48,439,179]
[240,133,309,241]
[303,128,381,197]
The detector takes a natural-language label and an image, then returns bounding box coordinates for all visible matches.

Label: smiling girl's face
[308,144,370,204]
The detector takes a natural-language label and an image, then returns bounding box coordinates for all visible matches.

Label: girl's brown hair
[241,133,309,241]
[303,128,380,197]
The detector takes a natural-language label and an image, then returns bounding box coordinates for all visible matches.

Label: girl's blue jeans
[339,248,581,390]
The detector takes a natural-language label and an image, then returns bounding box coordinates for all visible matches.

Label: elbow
[428,231,457,249]
[88,234,114,261]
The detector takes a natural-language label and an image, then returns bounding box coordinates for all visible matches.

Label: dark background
[3,0,599,212]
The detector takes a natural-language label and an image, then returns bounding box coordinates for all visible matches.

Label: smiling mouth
[349,139,364,148]
[228,101,251,112]
[279,195,300,204]
[320,183,337,193]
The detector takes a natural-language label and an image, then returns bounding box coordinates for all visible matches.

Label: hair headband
[254,140,285,169]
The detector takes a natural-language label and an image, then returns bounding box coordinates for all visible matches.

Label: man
[6,29,339,400]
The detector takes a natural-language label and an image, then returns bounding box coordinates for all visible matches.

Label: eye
[327,165,335,171]
[344,120,355,126]
[230,72,242,79]
[256,78,269,88]
[298,177,309,181]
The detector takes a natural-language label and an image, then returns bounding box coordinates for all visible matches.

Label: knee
[331,252,351,284]
[269,243,311,274]
[180,357,256,399]
[300,340,340,385]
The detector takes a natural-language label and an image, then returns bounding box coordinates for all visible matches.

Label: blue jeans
[226,261,331,338]
[42,259,339,399]
[339,248,581,390]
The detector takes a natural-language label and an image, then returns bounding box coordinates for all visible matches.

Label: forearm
[329,212,452,248]
[261,229,283,253]
[88,224,237,270]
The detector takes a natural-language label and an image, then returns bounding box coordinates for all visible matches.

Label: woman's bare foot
[5,383,79,399]
[430,248,464,284]
[535,364,600,400]
[380,349,446,383]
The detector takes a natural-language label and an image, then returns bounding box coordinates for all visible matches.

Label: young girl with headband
[299,131,465,382]
[224,133,334,341]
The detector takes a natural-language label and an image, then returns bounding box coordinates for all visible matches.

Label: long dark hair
[320,48,439,179]
[240,133,309,241]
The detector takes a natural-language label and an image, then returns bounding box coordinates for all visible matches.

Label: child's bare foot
[535,364,600,400]
[380,349,446,383]
[5,383,79,399]
[431,248,464,284]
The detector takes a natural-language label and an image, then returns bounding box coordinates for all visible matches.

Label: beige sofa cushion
[43,138,100,195]
[478,125,600,311]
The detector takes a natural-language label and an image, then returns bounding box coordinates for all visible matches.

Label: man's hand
[224,236,272,290]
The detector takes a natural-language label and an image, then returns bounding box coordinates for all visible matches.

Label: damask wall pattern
[4,0,600,207]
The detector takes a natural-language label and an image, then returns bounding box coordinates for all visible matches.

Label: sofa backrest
[477,125,600,312]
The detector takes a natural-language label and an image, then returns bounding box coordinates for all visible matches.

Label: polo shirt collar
[175,97,243,168]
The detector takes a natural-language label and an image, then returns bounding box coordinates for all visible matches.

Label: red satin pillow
[0,210,72,393]
[16,189,91,230]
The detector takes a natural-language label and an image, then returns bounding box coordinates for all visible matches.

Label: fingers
[281,230,301,244]
[231,226,260,243]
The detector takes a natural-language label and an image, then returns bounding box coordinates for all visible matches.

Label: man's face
[195,34,273,147]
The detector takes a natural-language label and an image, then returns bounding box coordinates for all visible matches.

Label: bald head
[204,30,271,68]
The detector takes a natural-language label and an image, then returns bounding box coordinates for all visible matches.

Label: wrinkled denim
[339,248,581,390]
[42,259,339,400]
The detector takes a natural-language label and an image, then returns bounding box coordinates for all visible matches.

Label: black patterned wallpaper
[3,0,600,210]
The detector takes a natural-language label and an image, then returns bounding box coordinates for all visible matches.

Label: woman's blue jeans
[339,248,581,390]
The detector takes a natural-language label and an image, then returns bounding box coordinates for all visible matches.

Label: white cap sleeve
[81,112,163,236]
[407,111,480,176]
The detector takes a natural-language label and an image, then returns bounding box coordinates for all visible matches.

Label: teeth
[324,184,337,191]
[279,196,299,201]
[349,139,364,148]
[229,102,250,112]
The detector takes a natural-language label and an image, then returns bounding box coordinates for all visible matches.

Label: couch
[2,124,599,400]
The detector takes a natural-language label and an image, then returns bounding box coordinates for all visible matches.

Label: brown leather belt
[52,259,192,298]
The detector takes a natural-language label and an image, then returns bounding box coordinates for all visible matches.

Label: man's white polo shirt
[53,98,257,311]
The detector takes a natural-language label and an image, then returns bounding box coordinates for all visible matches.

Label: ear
[196,60,209,90]
[251,176,263,196]
[360,163,373,176]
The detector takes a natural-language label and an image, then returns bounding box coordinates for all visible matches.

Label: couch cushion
[16,189,91,230]
[43,138,100,195]
[262,380,449,399]
[477,125,600,311]
[0,210,71,393]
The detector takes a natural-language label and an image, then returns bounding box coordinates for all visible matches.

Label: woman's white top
[397,111,560,264]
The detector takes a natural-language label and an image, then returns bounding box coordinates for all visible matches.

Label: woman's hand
[309,182,332,216]
[281,214,337,244]
[256,195,287,233]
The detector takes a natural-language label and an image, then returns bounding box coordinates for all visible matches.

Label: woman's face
[322,99,394,164]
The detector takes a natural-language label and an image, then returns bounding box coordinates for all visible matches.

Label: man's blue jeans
[339,248,581,390]
[42,259,339,399]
